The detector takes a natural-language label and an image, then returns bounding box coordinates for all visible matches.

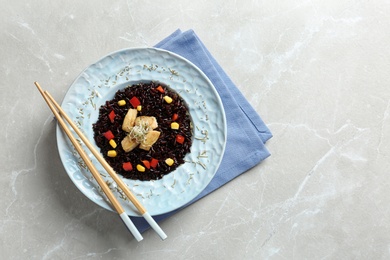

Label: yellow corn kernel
[118,100,126,106]
[165,158,174,166]
[136,164,145,172]
[171,122,179,130]
[107,150,117,157]
[109,139,117,148]
[163,95,173,104]
[137,105,142,111]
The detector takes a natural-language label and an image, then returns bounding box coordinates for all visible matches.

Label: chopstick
[34,82,143,242]
[34,82,167,241]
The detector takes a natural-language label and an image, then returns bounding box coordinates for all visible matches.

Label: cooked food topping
[171,122,179,130]
[156,85,164,93]
[107,150,117,157]
[103,130,115,140]
[108,110,116,123]
[129,96,141,108]
[165,158,174,166]
[121,112,160,152]
[139,130,161,151]
[122,162,133,171]
[118,100,126,106]
[121,135,138,153]
[176,134,185,144]
[109,139,117,148]
[163,96,173,104]
[128,119,152,143]
[134,116,158,130]
[136,164,145,172]
[122,109,137,132]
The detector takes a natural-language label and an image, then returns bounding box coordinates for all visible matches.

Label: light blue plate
[56,48,226,216]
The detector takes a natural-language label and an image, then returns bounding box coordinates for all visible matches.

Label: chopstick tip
[142,212,167,240]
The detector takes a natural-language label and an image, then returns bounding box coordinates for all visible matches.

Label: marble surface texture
[2,0,390,259]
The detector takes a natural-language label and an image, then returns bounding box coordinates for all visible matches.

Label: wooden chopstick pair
[34,82,167,242]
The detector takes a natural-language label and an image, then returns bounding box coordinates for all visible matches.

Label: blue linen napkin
[130,29,272,232]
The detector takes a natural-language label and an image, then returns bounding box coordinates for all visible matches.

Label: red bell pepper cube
[122,162,133,171]
[103,130,115,140]
[129,96,141,108]
[108,110,116,123]
[150,158,159,169]
[176,134,185,144]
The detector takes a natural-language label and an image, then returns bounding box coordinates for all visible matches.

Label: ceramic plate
[56,47,226,216]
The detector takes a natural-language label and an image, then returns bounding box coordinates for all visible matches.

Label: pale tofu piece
[122,109,138,132]
[134,116,158,130]
[139,130,161,151]
[121,135,139,152]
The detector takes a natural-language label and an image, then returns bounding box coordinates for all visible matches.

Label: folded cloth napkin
[130,29,272,232]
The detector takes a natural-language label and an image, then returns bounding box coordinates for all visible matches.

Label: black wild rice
[92,81,193,181]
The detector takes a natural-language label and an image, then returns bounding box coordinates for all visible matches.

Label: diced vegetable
[122,162,133,171]
[171,122,179,130]
[156,85,164,93]
[150,158,158,169]
[107,150,117,157]
[103,130,115,140]
[136,164,145,172]
[163,96,173,104]
[165,158,174,166]
[109,139,117,148]
[172,113,178,121]
[108,110,116,123]
[129,96,141,108]
[142,160,150,169]
[118,100,126,106]
[137,105,142,111]
[176,134,185,144]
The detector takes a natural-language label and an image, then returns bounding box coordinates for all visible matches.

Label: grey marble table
[2,0,390,259]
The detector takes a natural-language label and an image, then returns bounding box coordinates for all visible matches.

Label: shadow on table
[37,118,142,245]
